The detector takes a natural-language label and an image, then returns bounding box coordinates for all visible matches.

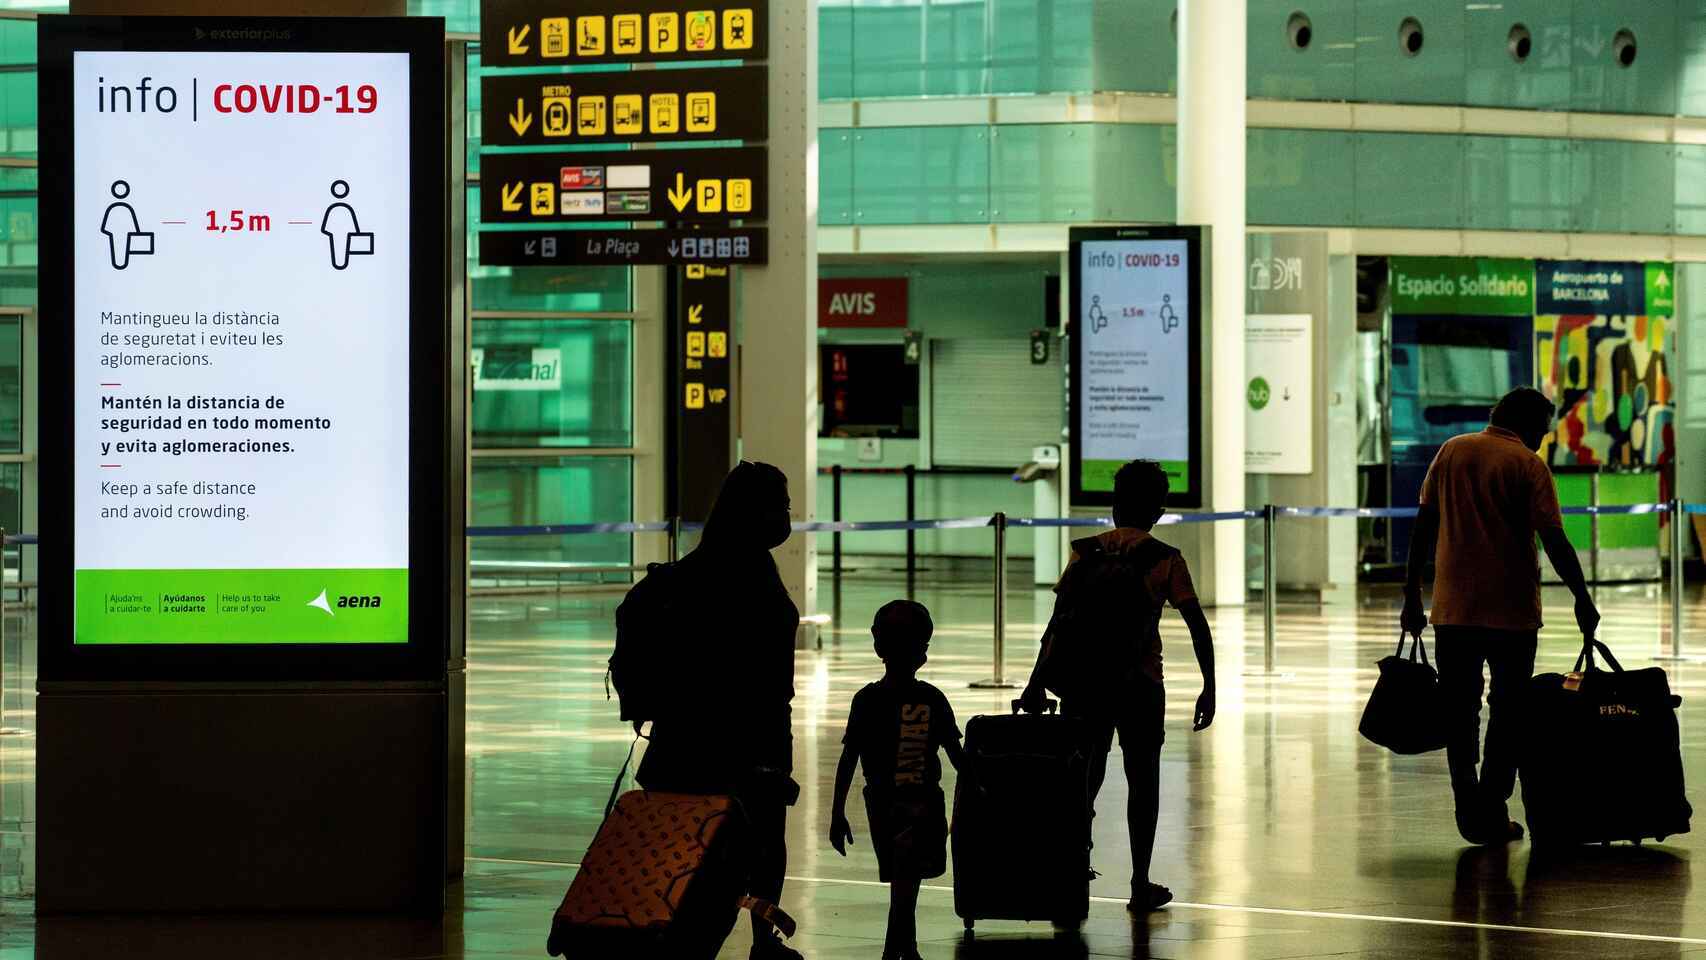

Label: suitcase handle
[1574,638,1625,674]
[1013,697,1058,715]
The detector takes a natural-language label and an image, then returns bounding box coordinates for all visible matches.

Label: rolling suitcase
[952,700,1090,933]
[1520,639,1693,846]
[546,790,795,960]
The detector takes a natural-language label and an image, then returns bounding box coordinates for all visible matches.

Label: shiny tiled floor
[6,575,1706,957]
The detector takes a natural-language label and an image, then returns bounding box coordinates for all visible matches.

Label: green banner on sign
[1391,257,1534,316]
[75,568,408,645]
[1646,262,1676,318]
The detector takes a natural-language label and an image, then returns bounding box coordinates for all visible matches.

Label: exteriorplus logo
[307,588,384,616]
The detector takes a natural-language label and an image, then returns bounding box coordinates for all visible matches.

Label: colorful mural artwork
[1534,261,1676,470]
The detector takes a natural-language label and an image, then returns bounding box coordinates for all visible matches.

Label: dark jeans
[1433,627,1538,831]
[1066,681,1165,894]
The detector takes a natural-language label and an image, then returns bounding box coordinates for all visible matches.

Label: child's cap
[872,599,933,661]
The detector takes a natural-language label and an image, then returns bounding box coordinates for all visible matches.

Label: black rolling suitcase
[952,700,1090,934]
[1520,639,1693,846]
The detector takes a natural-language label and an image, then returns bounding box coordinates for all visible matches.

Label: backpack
[1033,535,1175,705]
[610,562,687,723]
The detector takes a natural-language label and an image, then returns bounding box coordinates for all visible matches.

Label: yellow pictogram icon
[539,17,568,58]
[723,8,754,50]
[508,97,533,136]
[613,95,644,135]
[686,91,716,133]
[685,383,705,410]
[613,14,643,54]
[501,182,525,212]
[709,387,728,404]
[668,173,693,213]
[687,331,706,358]
[542,87,573,137]
[577,96,607,136]
[688,304,705,324]
[650,93,680,134]
[708,332,728,358]
[696,180,723,214]
[508,24,532,55]
[649,12,679,53]
[727,178,753,213]
[687,264,707,279]
[685,10,716,51]
[577,16,606,56]
[530,183,555,216]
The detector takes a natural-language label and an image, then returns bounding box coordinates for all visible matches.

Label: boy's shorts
[864,786,947,882]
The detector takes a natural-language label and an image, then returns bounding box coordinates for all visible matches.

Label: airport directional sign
[482,65,767,148]
[481,146,768,225]
[478,227,768,266]
[481,0,769,68]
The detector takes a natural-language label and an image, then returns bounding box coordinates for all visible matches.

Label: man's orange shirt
[1419,426,1565,632]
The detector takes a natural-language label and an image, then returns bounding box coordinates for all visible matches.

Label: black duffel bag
[1521,638,1692,846]
[1360,631,1448,755]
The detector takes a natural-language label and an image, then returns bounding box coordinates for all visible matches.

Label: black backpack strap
[603,734,641,818]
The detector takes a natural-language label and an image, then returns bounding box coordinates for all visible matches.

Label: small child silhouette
[830,600,968,960]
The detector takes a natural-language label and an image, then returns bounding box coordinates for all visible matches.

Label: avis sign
[818,277,908,328]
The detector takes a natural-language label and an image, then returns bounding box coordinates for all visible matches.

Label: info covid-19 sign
[47,24,433,648]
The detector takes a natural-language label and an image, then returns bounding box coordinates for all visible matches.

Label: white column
[1178,0,1247,606]
[740,0,819,632]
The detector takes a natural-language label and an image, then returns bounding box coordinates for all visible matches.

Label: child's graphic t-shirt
[842,679,961,794]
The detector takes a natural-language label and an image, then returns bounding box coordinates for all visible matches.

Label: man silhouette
[1402,387,1599,845]
[100,180,153,270]
[320,180,374,270]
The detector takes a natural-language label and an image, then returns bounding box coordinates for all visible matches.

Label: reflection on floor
[5,576,1706,958]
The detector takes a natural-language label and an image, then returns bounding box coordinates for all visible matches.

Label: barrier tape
[11,503,1684,544]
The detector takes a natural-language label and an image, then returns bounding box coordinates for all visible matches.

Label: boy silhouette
[830,600,967,960]
[1021,459,1216,913]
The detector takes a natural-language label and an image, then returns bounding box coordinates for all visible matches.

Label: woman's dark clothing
[633,539,799,940]
[635,544,798,790]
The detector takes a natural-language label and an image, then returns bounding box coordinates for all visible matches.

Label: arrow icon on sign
[508,24,531,55]
[509,98,533,136]
[668,173,692,212]
[1657,270,1672,290]
[501,182,525,212]
[525,240,538,256]
[688,304,704,325]
[669,241,680,257]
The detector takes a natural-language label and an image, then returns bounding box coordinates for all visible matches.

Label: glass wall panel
[470,455,633,583]
[1464,0,1571,110]
[1248,128,1355,226]
[1353,133,1466,228]
[472,318,632,448]
[821,129,854,225]
[1247,0,1355,102]
[1570,140,1676,235]
[821,1,854,100]
[852,126,989,225]
[990,124,1091,223]
[1464,136,1571,233]
[1354,0,1468,106]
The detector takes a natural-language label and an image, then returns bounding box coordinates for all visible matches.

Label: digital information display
[1069,226,1203,508]
[49,28,430,648]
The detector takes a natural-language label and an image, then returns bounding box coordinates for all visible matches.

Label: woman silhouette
[635,461,802,960]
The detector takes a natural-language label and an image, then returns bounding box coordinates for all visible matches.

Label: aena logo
[827,292,878,316]
[307,588,383,617]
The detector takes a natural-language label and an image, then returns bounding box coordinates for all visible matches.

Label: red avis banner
[818,277,909,328]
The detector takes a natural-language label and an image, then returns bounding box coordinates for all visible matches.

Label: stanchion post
[904,465,917,583]
[971,512,1017,689]
[1263,505,1277,675]
[668,517,681,564]
[831,464,843,578]
[1672,498,1684,659]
